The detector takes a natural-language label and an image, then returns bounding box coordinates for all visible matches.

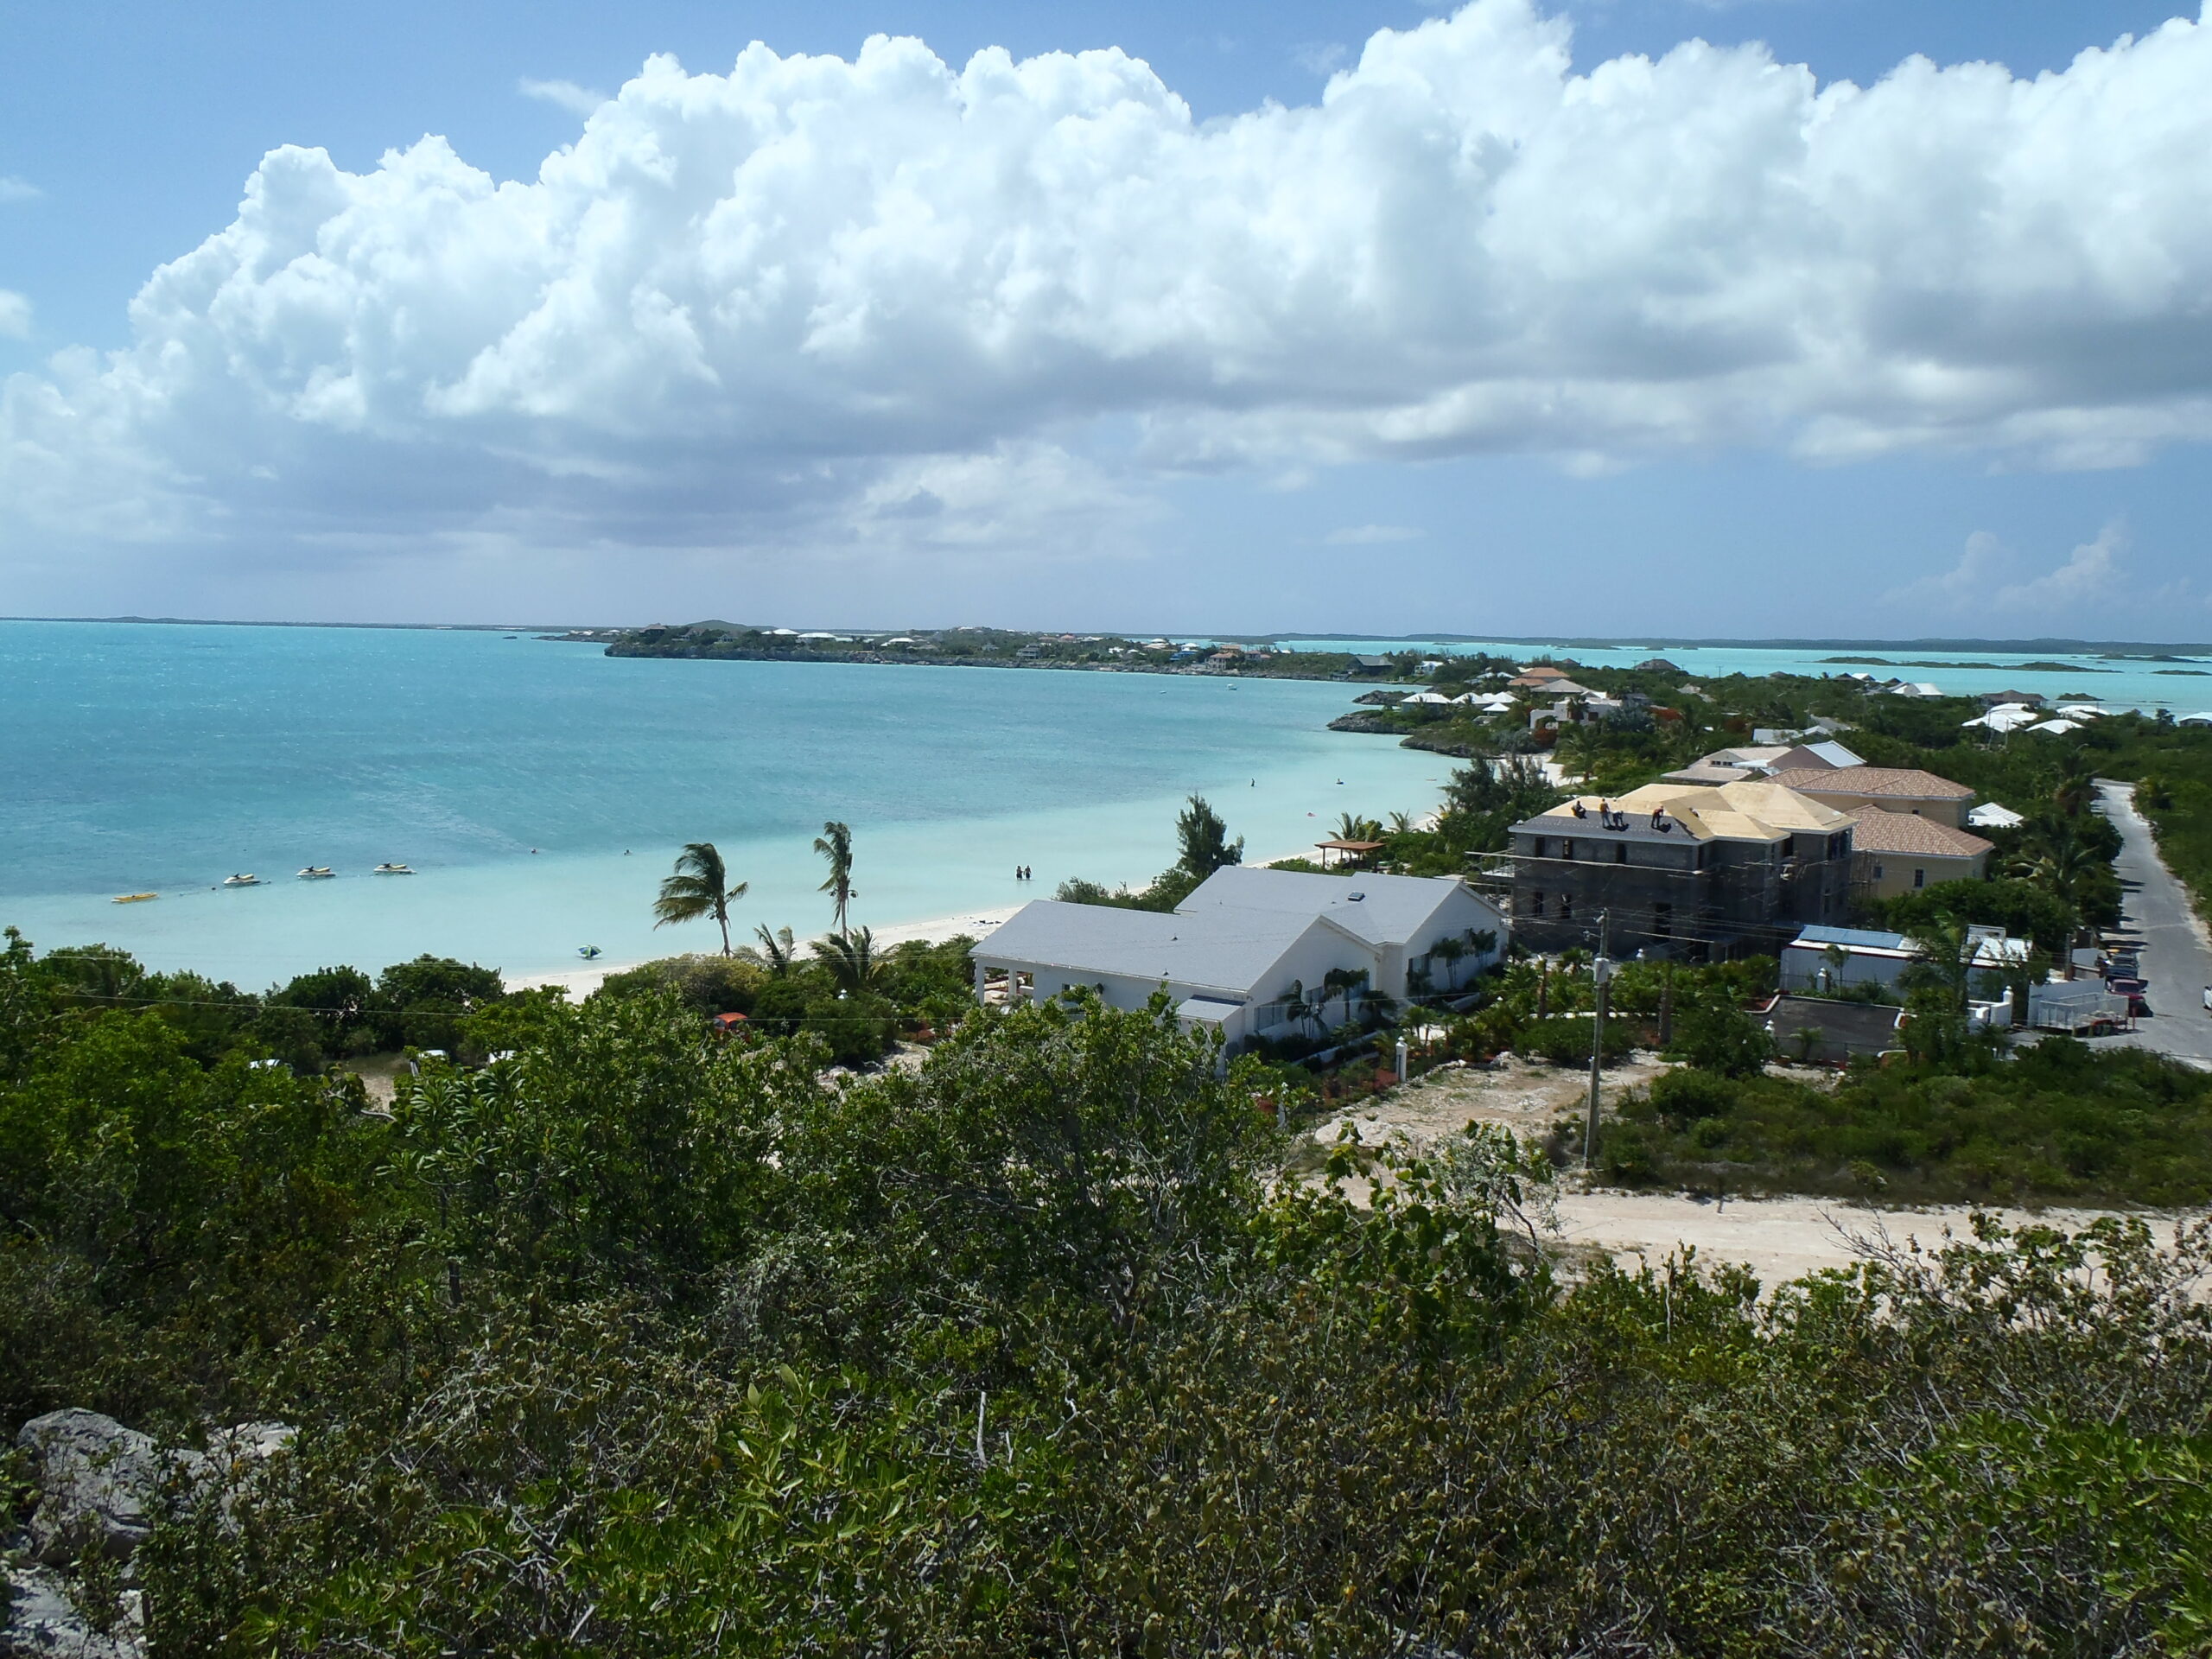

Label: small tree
[1177,796,1244,877]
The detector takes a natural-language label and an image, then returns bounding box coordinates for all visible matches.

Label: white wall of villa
[971,868,1507,1052]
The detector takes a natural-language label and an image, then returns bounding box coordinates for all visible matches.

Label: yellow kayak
[112,892,158,904]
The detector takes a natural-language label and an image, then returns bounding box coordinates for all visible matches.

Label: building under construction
[1502,779,1859,960]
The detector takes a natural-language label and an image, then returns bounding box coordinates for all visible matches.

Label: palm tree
[746,924,797,976]
[2050,752,2097,818]
[1320,965,1370,1028]
[2012,815,2098,976]
[1430,934,1469,991]
[815,821,855,935]
[1388,810,1416,835]
[652,842,747,955]
[1332,810,1383,843]
[810,925,884,994]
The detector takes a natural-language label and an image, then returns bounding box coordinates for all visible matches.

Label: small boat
[577,944,603,960]
[221,874,262,887]
[373,862,415,875]
[112,892,158,904]
[297,867,335,880]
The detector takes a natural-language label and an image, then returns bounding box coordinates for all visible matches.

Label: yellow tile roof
[1536,779,1851,845]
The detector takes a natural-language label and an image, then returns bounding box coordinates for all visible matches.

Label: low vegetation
[4,929,2211,1654]
[1604,1039,2212,1206]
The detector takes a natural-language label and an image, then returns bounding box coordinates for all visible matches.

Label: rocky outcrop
[1327,710,1404,734]
[3,1411,294,1659]
[1,1563,141,1659]
[16,1413,159,1568]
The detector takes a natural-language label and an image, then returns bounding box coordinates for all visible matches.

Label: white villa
[972,867,1508,1052]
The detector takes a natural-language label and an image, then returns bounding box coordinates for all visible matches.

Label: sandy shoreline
[511,904,1025,996]
[510,842,1350,998]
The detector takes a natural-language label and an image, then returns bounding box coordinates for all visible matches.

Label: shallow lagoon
[2,622,1450,983]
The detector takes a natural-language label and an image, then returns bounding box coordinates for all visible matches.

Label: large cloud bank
[7,0,2212,562]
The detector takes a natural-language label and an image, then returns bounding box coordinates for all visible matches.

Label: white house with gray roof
[971,868,1507,1052]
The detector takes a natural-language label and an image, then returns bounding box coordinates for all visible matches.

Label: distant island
[1819,656,2108,673]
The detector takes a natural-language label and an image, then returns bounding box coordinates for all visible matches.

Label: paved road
[2094,781,2212,1068]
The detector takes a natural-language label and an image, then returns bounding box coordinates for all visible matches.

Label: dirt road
[1312,1053,2171,1284]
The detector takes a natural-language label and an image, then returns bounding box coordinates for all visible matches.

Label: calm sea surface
[1277,639,2212,712]
[1,622,1450,983]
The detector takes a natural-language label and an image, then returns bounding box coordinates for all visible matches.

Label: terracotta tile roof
[1766,765,1975,801]
[1848,808,1993,858]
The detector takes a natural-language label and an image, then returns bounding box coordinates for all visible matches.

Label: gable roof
[977,900,1347,1000]
[1848,808,1993,859]
[1179,866,1478,949]
[1789,924,1912,954]
[1765,765,1975,801]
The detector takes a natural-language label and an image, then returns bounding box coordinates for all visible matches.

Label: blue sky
[2,0,2208,638]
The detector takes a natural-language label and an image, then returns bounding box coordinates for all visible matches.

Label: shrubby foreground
[3,936,2210,1655]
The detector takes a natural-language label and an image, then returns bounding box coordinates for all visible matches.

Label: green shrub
[1518,1015,1635,1069]
[1674,1001,1772,1077]
[1650,1067,1736,1128]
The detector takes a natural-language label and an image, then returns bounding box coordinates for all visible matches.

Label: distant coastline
[6,614,2210,657]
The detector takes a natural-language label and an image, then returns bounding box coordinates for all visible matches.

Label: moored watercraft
[296,867,335,880]
[373,862,415,874]
[112,892,157,904]
[221,873,262,887]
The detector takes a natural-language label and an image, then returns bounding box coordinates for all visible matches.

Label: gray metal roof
[976,899,1336,999]
[1177,867,1473,949]
[1789,925,1910,952]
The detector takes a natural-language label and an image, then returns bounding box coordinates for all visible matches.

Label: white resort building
[972,867,1508,1053]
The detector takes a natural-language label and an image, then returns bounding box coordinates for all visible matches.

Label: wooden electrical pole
[1585,910,1612,1167]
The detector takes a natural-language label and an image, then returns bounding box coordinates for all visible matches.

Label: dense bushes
[1611,1037,2212,1205]
[7,929,2212,1653]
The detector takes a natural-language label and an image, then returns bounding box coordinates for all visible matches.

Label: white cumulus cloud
[7,0,2212,569]
[1885,521,2137,620]
[0,291,29,338]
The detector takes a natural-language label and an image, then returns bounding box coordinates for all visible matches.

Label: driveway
[2094,781,2212,1068]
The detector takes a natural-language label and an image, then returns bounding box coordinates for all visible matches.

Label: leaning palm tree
[810,925,884,995]
[652,842,747,955]
[815,821,855,936]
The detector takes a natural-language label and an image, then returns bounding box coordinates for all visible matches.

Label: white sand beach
[512,904,1024,997]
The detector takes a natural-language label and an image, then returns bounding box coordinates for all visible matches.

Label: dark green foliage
[1674,996,1775,1077]
[597,952,764,1014]
[1887,876,2079,958]
[10,925,2212,1654]
[1173,793,1243,876]
[1649,1065,1736,1128]
[1518,1014,1636,1068]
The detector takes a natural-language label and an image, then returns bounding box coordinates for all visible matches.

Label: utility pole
[1585,910,1612,1167]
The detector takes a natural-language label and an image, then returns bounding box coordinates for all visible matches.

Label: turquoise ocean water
[1276,639,2212,714]
[1,622,1455,985]
[12,622,2208,988]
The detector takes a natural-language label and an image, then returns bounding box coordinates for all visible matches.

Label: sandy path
[1547,1190,2141,1285]
[1312,1054,2177,1283]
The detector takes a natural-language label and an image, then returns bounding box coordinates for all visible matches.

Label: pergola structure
[1314,837,1385,869]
